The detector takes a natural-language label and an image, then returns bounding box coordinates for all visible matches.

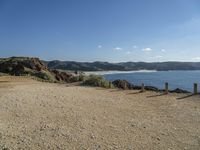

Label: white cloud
[142,48,152,52]
[155,55,163,58]
[98,45,102,48]
[161,49,166,52]
[113,47,123,51]
[193,57,200,61]
[133,45,138,49]
[125,51,131,55]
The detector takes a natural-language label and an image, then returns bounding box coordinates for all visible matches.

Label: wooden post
[165,82,169,94]
[194,83,198,94]
[124,82,127,90]
[141,83,145,92]
[109,82,112,88]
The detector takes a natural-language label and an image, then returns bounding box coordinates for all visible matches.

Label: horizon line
[1,56,200,63]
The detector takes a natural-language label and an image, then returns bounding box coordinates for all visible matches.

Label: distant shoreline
[84,69,200,75]
[84,70,157,75]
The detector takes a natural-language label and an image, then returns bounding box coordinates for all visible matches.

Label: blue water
[103,70,200,92]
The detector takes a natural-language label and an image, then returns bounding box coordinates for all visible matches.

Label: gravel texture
[0,76,200,150]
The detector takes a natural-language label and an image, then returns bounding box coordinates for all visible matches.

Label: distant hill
[43,61,125,71]
[1,57,200,75]
[44,60,200,71]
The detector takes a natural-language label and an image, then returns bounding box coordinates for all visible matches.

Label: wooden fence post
[123,82,127,90]
[165,82,169,94]
[194,83,198,94]
[141,83,145,92]
[109,82,112,88]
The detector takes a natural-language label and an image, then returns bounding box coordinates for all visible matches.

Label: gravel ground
[0,76,200,150]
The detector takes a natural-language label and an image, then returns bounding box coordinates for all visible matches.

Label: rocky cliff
[0,57,76,82]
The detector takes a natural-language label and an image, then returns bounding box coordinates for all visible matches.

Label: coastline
[84,70,157,75]
[83,70,199,93]
[84,69,200,76]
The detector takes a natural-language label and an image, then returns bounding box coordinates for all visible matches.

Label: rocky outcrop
[144,86,159,91]
[0,57,48,75]
[112,80,134,90]
[112,79,159,91]
[51,69,73,82]
[25,57,48,71]
[112,79,190,93]
[0,57,75,83]
[170,88,190,93]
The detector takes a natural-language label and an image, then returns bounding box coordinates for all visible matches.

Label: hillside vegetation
[0,57,81,83]
[44,60,200,71]
[0,57,191,93]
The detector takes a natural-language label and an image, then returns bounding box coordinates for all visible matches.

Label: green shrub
[32,70,55,82]
[69,74,85,83]
[0,72,9,76]
[78,74,85,81]
[69,76,80,82]
[83,75,113,88]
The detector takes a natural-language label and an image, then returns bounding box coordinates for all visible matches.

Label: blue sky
[0,0,200,62]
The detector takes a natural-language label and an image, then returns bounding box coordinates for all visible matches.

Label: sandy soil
[0,76,200,150]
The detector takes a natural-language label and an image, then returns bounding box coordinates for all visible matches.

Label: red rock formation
[0,57,74,83]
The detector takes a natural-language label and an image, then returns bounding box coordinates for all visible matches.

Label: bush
[69,76,80,82]
[79,74,85,81]
[0,72,8,76]
[83,75,113,88]
[68,74,85,83]
[33,70,55,82]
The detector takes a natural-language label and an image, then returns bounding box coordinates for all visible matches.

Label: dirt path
[0,76,200,150]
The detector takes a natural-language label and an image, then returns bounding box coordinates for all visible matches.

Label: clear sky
[0,0,200,62]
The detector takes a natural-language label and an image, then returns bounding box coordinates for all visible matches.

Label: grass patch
[0,72,9,76]
[0,57,31,62]
[83,75,113,88]
[69,74,85,83]
[32,70,56,82]
[21,68,56,82]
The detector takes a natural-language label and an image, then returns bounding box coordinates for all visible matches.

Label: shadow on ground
[176,94,196,100]
[0,81,9,83]
[109,89,125,92]
[127,91,143,95]
[146,93,167,98]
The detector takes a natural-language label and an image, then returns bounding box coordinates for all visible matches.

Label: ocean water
[103,70,200,92]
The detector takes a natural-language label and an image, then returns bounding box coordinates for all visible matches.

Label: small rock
[90,134,95,139]
[95,144,101,150]
[131,124,135,127]
[157,137,160,141]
